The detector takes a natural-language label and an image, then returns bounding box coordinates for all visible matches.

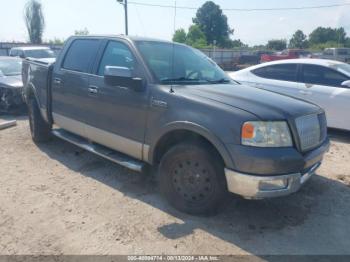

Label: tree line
[173,1,350,51]
[265,27,350,51]
[23,0,350,51]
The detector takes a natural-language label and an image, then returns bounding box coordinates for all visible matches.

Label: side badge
[151,98,168,109]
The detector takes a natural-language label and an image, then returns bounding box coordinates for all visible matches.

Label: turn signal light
[242,123,255,139]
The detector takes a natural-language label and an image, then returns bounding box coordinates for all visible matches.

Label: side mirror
[104,66,144,92]
[341,80,350,88]
[19,53,25,59]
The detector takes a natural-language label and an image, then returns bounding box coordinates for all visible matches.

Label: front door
[86,40,149,160]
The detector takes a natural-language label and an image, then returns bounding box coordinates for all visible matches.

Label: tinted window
[98,41,135,76]
[337,49,350,55]
[302,64,348,87]
[63,39,100,73]
[10,50,18,56]
[324,50,334,56]
[252,64,297,82]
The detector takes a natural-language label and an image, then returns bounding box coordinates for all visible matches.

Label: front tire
[28,98,51,143]
[159,142,228,215]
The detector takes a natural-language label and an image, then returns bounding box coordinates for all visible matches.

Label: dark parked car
[23,36,330,215]
[0,57,24,113]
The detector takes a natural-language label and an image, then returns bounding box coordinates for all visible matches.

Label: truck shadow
[37,134,350,256]
[328,128,350,144]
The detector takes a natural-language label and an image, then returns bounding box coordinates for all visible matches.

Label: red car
[261,49,311,63]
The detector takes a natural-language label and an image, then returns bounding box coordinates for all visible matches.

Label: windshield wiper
[160,77,208,83]
[208,78,231,84]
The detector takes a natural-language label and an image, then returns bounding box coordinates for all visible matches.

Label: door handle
[299,90,312,95]
[53,78,62,85]
[88,86,99,94]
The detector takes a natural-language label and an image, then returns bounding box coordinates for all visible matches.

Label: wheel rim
[171,159,215,203]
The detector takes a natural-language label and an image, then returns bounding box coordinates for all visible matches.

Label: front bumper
[0,86,25,112]
[225,162,321,199]
[224,138,330,199]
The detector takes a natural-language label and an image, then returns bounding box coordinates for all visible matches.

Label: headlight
[241,121,293,147]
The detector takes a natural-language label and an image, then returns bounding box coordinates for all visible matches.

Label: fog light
[259,179,288,191]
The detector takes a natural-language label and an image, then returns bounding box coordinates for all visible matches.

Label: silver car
[230,59,350,131]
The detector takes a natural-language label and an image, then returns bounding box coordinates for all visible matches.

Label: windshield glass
[334,63,350,76]
[24,49,56,59]
[135,41,230,85]
[337,49,350,55]
[0,59,22,76]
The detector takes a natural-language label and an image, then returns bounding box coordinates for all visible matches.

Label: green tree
[267,39,287,51]
[186,25,207,48]
[309,27,347,46]
[223,39,247,49]
[24,0,45,44]
[346,38,350,48]
[193,1,233,47]
[74,28,89,36]
[173,28,187,43]
[48,38,65,45]
[289,30,308,49]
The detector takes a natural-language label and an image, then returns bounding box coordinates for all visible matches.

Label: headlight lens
[242,121,293,147]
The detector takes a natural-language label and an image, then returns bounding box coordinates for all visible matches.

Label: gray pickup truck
[23,35,330,215]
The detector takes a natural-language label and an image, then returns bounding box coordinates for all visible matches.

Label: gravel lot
[0,115,350,255]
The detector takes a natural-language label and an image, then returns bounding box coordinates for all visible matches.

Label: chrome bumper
[224,163,321,199]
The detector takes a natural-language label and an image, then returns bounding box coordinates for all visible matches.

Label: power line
[128,1,350,12]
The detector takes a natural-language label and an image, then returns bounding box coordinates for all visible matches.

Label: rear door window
[301,64,348,87]
[252,64,298,82]
[10,50,18,56]
[63,39,100,73]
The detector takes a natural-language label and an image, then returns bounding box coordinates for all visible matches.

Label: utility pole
[117,0,128,35]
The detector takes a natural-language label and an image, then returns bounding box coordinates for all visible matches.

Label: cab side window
[98,41,135,76]
[252,64,297,82]
[62,39,100,73]
[301,64,348,87]
[10,50,17,57]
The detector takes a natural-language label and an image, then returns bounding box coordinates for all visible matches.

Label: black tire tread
[159,142,227,216]
[28,98,51,143]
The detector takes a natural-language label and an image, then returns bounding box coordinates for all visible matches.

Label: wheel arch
[149,122,234,169]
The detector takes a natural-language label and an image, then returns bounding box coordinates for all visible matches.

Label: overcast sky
[0,0,349,45]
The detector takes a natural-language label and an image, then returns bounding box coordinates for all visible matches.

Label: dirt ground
[0,115,350,256]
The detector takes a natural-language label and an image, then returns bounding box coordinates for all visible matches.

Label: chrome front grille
[295,114,325,152]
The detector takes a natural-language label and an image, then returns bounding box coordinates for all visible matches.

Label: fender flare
[25,82,47,121]
[148,121,235,169]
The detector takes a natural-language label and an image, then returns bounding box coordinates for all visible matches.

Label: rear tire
[28,98,51,143]
[159,142,228,215]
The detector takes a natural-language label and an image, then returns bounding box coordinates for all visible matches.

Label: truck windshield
[25,49,56,59]
[135,41,231,85]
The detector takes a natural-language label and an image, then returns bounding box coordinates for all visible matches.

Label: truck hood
[0,75,23,88]
[176,83,321,120]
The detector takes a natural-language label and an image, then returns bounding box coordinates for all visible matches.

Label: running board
[52,129,145,172]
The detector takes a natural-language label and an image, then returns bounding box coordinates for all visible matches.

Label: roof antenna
[170,0,177,94]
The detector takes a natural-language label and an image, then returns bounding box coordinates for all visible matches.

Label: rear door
[85,39,149,160]
[249,63,302,98]
[298,64,350,130]
[52,38,102,136]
